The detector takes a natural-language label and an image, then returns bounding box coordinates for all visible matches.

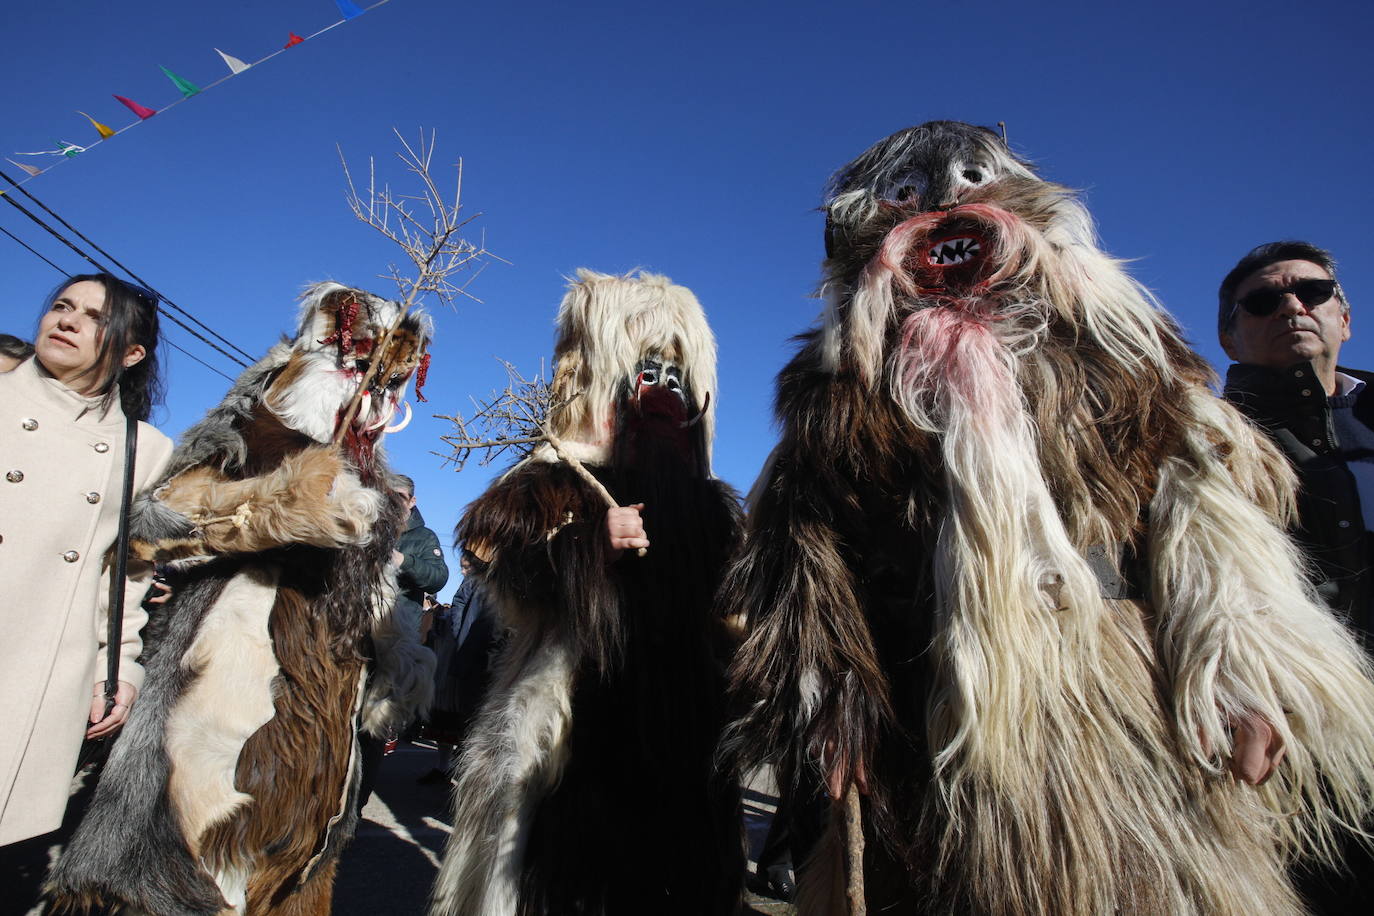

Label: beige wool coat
[0,356,173,845]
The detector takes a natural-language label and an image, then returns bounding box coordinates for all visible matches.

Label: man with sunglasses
[1220,240,1371,913]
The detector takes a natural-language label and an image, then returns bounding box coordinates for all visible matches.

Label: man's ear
[122,343,147,369]
[1219,331,1239,362]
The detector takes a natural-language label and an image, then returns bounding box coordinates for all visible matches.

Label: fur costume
[432,270,744,916]
[48,283,435,916]
[722,121,1374,915]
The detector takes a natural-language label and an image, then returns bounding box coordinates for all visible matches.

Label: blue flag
[336,0,366,19]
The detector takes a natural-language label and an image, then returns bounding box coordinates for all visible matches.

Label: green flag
[160,66,200,98]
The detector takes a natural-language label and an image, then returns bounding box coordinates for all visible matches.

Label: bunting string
[6,0,392,189]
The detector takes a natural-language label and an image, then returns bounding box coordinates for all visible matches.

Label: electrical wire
[2,215,241,383]
[1,167,255,364]
[0,188,252,368]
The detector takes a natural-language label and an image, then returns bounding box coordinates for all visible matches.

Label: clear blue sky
[5,0,1372,600]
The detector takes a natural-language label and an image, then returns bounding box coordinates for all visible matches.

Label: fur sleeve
[722,438,893,801]
[139,446,383,561]
[458,459,621,672]
[1150,388,1374,860]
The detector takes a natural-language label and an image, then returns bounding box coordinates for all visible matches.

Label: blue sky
[4,0,1372,600]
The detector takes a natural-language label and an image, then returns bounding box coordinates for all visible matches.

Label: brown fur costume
[431,270,743,916]
[722,122,1374,915]
[48,283,434,916]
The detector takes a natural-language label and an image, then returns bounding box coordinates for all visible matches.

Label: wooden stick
[845,783,866,916]
[543,427,647,557]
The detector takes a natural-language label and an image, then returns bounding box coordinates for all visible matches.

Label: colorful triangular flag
[336,0,366,18]
[6,159,43,177]
[284,32,305,48]
[215,48,251,75]
[160,66,201,98]
[113,95,157,119]
[76,111,115,139]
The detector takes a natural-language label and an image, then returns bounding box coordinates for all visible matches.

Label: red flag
[284,32,304,48]
[113,95,157,119]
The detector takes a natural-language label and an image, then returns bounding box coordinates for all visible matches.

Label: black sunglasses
[1235,278,1336,318]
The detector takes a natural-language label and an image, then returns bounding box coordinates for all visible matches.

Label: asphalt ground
[334,738,795,914]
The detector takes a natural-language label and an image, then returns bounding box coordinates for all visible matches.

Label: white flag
[215,48,251,75]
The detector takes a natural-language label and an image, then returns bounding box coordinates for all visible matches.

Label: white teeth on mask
[928,237,981,266]
[383,400,413,434]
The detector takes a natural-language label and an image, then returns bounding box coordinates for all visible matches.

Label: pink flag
[113,95,157,119]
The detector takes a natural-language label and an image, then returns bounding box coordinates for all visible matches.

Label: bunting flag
[113,95,157,119]
[10,1,393,185]
[160,66,202,98]
[77,111,116,139]
[6,159,42,177]
[215,48,251,75]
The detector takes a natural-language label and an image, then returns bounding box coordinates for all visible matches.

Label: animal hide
[432,270,744,916]
[48,283,435,916]
[722,121,1374,915]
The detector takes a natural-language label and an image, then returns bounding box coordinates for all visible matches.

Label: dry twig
[437,360,645,555]
[334,128,498,444]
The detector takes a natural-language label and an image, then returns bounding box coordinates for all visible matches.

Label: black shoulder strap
[102,415,139,708]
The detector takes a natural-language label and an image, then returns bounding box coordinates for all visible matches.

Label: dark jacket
[1223,361,1374,639]
[395,506,450,635]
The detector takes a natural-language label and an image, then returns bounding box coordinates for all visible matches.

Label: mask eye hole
[962,168,984,184]
[355,358,371,375]
[639,368,658,386]
[895,186,917,202]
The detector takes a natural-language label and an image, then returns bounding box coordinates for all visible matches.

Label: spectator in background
[390,475,450,638]
[418,551,499,785]
[1,274,172,898]
[0,333,34,371]
[1219,240,1373,912]
[355,475,449,813]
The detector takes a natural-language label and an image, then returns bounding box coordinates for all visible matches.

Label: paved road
[333,739,794,914]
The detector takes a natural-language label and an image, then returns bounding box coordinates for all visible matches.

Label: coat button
[94,442,110,454]
[62,550,80,563]
[1339,520,1352,528]
[86,492,101,504]
[5,470,22,483]
[1294,370,1305,378]
[1312,438,1322,447]
[1301,389,1312,397]
[21,418,38,430]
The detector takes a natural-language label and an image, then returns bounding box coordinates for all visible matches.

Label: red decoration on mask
[317,297,360,357]
[414,351,431,403]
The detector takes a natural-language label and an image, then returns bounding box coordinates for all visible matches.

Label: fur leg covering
[46,574,245,915]
[361,570,436,738]
[430,635,575,916]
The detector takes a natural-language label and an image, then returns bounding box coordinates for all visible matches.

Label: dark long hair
[39,273,163,421]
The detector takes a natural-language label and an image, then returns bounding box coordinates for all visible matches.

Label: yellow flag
[77,111,115,139]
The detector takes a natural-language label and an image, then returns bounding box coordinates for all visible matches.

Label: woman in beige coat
[0,274,174,857]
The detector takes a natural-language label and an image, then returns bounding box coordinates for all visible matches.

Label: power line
[0,167,255,364]
[0,224,65,273]
[4,216,240,384]
[0,187,252,368]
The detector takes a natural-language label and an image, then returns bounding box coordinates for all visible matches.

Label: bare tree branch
[334,128,505,445]
[438,359,644,554]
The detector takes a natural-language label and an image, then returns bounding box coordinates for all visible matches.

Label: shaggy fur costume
[722,121,1374,915]
[432,270,744,916]
[48,283,435,916]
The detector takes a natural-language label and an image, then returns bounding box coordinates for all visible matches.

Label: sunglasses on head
[1235,278,1336,318]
